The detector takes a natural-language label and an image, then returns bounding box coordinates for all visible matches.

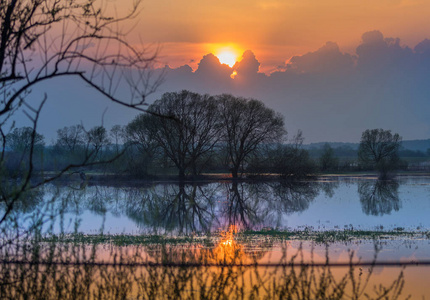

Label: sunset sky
[133,0,430,72]
[26,0,430,143]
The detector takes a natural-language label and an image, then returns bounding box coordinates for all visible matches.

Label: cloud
[285,41,354,74]
[233,50,261,76]
[195,53,232,78]
[356,30,413,72]
[24,31,430,144]
[414,39,430,54]
[361,30,384,44]
[172,64,193,75]
[156,31,430,142]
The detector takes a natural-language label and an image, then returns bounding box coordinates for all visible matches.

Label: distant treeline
[3,91,430,179]
[307,145,430,159]
[306,141,430,157]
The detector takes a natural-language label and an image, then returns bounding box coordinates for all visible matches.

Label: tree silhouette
[218,95,285,178]
[358,129,401,179]
[146,91,221,178]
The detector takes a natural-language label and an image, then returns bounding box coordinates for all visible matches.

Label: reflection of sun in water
[214,225,244,263]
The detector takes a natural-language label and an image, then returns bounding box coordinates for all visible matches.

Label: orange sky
[116,0,430,72]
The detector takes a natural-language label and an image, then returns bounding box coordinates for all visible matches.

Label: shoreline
[38,171,430,187]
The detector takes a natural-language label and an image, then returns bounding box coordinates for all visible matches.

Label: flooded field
[2,175,430,299]
[37,175,430,234]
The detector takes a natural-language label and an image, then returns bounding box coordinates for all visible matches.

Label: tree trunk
[231,166,239,178]
[192,163,199,178]
[179,168,186,180]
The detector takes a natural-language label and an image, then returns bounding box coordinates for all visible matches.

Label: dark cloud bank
[33,30,430,143]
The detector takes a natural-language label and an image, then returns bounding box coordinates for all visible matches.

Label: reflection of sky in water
[258,239,430,298]
[264,240,430,264]
[31,176,430,234]
[283,179,430,231]
[5,177,430,299]
[61,211,142,235]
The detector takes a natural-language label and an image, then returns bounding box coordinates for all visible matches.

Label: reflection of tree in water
[84,185,113,215]
[358,180,401,216]
[0,188,45,214]
[212,181,322,231]
[221,181,271,230]
[51,183,218,235]
[123,183,217,235]
[319,180,340,198]
[7,180,338,234]
[117,181,322,233]
[57,185,122,217]
[269,181,320,214]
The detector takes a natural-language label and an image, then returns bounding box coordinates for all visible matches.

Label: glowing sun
[215,47,240,67]
[217,51,237,67]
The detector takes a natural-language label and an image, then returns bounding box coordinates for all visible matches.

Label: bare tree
[124,113,160,176]
[85,125,110,160]
[0,0,161,224]
[0,0,161,120]
[110,125,124,154]
[4,126,45,173]
[147,91,221,179]
[0,0,161,162]
[268,130,316,179]
[319,143,338,172]
[55,125,85,153]
[217,94,285,178]
[358,129,402,179]
[6,126,45,153]
[125,114,157,155]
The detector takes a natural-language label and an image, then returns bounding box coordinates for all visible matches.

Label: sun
[217,51,237,67]
[215,46,240,67]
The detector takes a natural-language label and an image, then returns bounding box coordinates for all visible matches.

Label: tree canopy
[358,128,402,179]
[144,91,220,178]
[217,94,286,178]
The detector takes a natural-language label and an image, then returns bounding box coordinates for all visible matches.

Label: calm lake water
[4,175,430,298]
[34,175,430,235]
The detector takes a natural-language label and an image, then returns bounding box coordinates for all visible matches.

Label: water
[3,175,430,298]
[31,175,430,235]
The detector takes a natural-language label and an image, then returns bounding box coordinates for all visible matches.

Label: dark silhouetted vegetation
[358,129,402,179]
[146,91,221,179]
[319,143,339,172]
[0,203,410,300]
[217,94,286,178]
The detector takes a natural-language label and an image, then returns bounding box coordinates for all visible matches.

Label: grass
[42,228,430,246]
[43,233,207,246]
[241,228,427,243]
